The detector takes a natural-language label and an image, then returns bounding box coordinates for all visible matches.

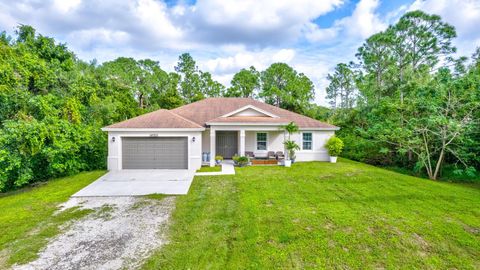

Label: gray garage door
[122,137,188,169]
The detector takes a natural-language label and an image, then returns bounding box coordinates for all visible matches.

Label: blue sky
[1,0,479,105]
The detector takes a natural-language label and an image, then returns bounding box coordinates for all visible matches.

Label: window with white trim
[256,132,267,150]
[302,132,312,150]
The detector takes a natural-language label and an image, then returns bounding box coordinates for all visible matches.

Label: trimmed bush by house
[325,136,344,157]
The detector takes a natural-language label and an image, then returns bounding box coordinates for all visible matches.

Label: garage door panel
[122,137,188,169]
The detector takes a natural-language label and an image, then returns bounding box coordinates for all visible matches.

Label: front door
[216,131,238,159]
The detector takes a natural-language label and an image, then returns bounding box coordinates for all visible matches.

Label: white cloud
[53,0,82,13]
[303,22,339,42]
[182,0,344,45]
[337,0,386,38]
[133,0,183,41]
[409,0,480,56]
[67,28,131,49]
[193,0,343,29]
[303,0,386,43]
[202,48,296,75]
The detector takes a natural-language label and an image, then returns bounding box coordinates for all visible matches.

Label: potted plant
[325,136,344,163]
[237,156,249,167]
[232,154,239,166]
[280,122,299,167]
[215,155,224,165]
[283,140,300,167]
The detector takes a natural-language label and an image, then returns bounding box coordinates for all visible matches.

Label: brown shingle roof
[105,98,338,129]
[104,109,203,129]
[172,98,338,129]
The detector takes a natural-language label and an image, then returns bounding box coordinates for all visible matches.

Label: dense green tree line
[326,11,479,180]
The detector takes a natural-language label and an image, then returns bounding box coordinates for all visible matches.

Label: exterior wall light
[112,136,115,142]
[192,137,196,142]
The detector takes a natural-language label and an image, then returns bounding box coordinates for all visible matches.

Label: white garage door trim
[121,137,189,169]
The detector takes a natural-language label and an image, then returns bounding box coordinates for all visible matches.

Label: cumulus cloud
[202,48,296,75]
[337,0,386,38]
[304,0,386,43]
[303,22,339,42]
[181,0,343,45]
[67,28,131,50]
[409,0,480,57]
[52,0,82,13]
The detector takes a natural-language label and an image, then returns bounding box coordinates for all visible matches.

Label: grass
[0,170,105,267]
[196,165,222,173]
[143,159,480,269]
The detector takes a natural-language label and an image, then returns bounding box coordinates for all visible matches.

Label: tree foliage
[327,10,479,180]
[226,66,260,98]
[0,27,226,191]
[260,63,315,113]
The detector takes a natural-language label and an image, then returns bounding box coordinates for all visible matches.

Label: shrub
[325,136,344,157]
[237,156,249,167]
[215,155,223,161]
[283,140,300,160]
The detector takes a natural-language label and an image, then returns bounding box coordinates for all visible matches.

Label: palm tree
[282,122,299,140]
[280,122,299,160]
[283,140,300,161]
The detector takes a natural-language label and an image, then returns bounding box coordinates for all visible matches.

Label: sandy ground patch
[13,196,175,270]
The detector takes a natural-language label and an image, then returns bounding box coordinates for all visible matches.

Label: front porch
[202,127,286,167]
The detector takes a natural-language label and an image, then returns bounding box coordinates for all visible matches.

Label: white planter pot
[284,160,292,167]
[330,156,337,163]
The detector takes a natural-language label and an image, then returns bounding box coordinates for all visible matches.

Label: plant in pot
[232,154,239,166]
[325,136,344,163]
[237,156,249,167]
[215,155,224,165]
[280,121,299,166]
[283,140,300,167]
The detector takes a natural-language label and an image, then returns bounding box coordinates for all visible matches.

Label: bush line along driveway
[142,159,480,269]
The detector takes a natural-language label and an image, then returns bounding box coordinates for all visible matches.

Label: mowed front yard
[0,171,105,267]
[143,159,480,269]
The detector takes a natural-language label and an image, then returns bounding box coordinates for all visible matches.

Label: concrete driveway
[72,170,195,197]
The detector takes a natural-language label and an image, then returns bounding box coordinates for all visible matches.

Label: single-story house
[102,97,339,170]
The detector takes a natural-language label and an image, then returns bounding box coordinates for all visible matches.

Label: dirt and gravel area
[13,196,175,270]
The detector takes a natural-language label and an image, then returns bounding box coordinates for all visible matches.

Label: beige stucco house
[102,97,339,170]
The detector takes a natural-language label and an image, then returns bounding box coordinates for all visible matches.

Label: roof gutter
[101,127,206,132]
[206,122,289,126]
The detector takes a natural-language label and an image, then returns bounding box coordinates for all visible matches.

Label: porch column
[210,128,216,167]
[239,129,245,156]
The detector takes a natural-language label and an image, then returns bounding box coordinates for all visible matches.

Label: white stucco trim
[220,105,279,118]
[206,122,288,126]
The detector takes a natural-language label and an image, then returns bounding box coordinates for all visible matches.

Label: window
[256,132,267,150]
[302,132,312,150]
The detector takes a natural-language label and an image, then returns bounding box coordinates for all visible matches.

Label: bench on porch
[245,151,284,165]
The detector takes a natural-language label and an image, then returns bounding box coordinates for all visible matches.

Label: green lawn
[196,165,222,173]
[0,171,105,267]
[143,159,480,269]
